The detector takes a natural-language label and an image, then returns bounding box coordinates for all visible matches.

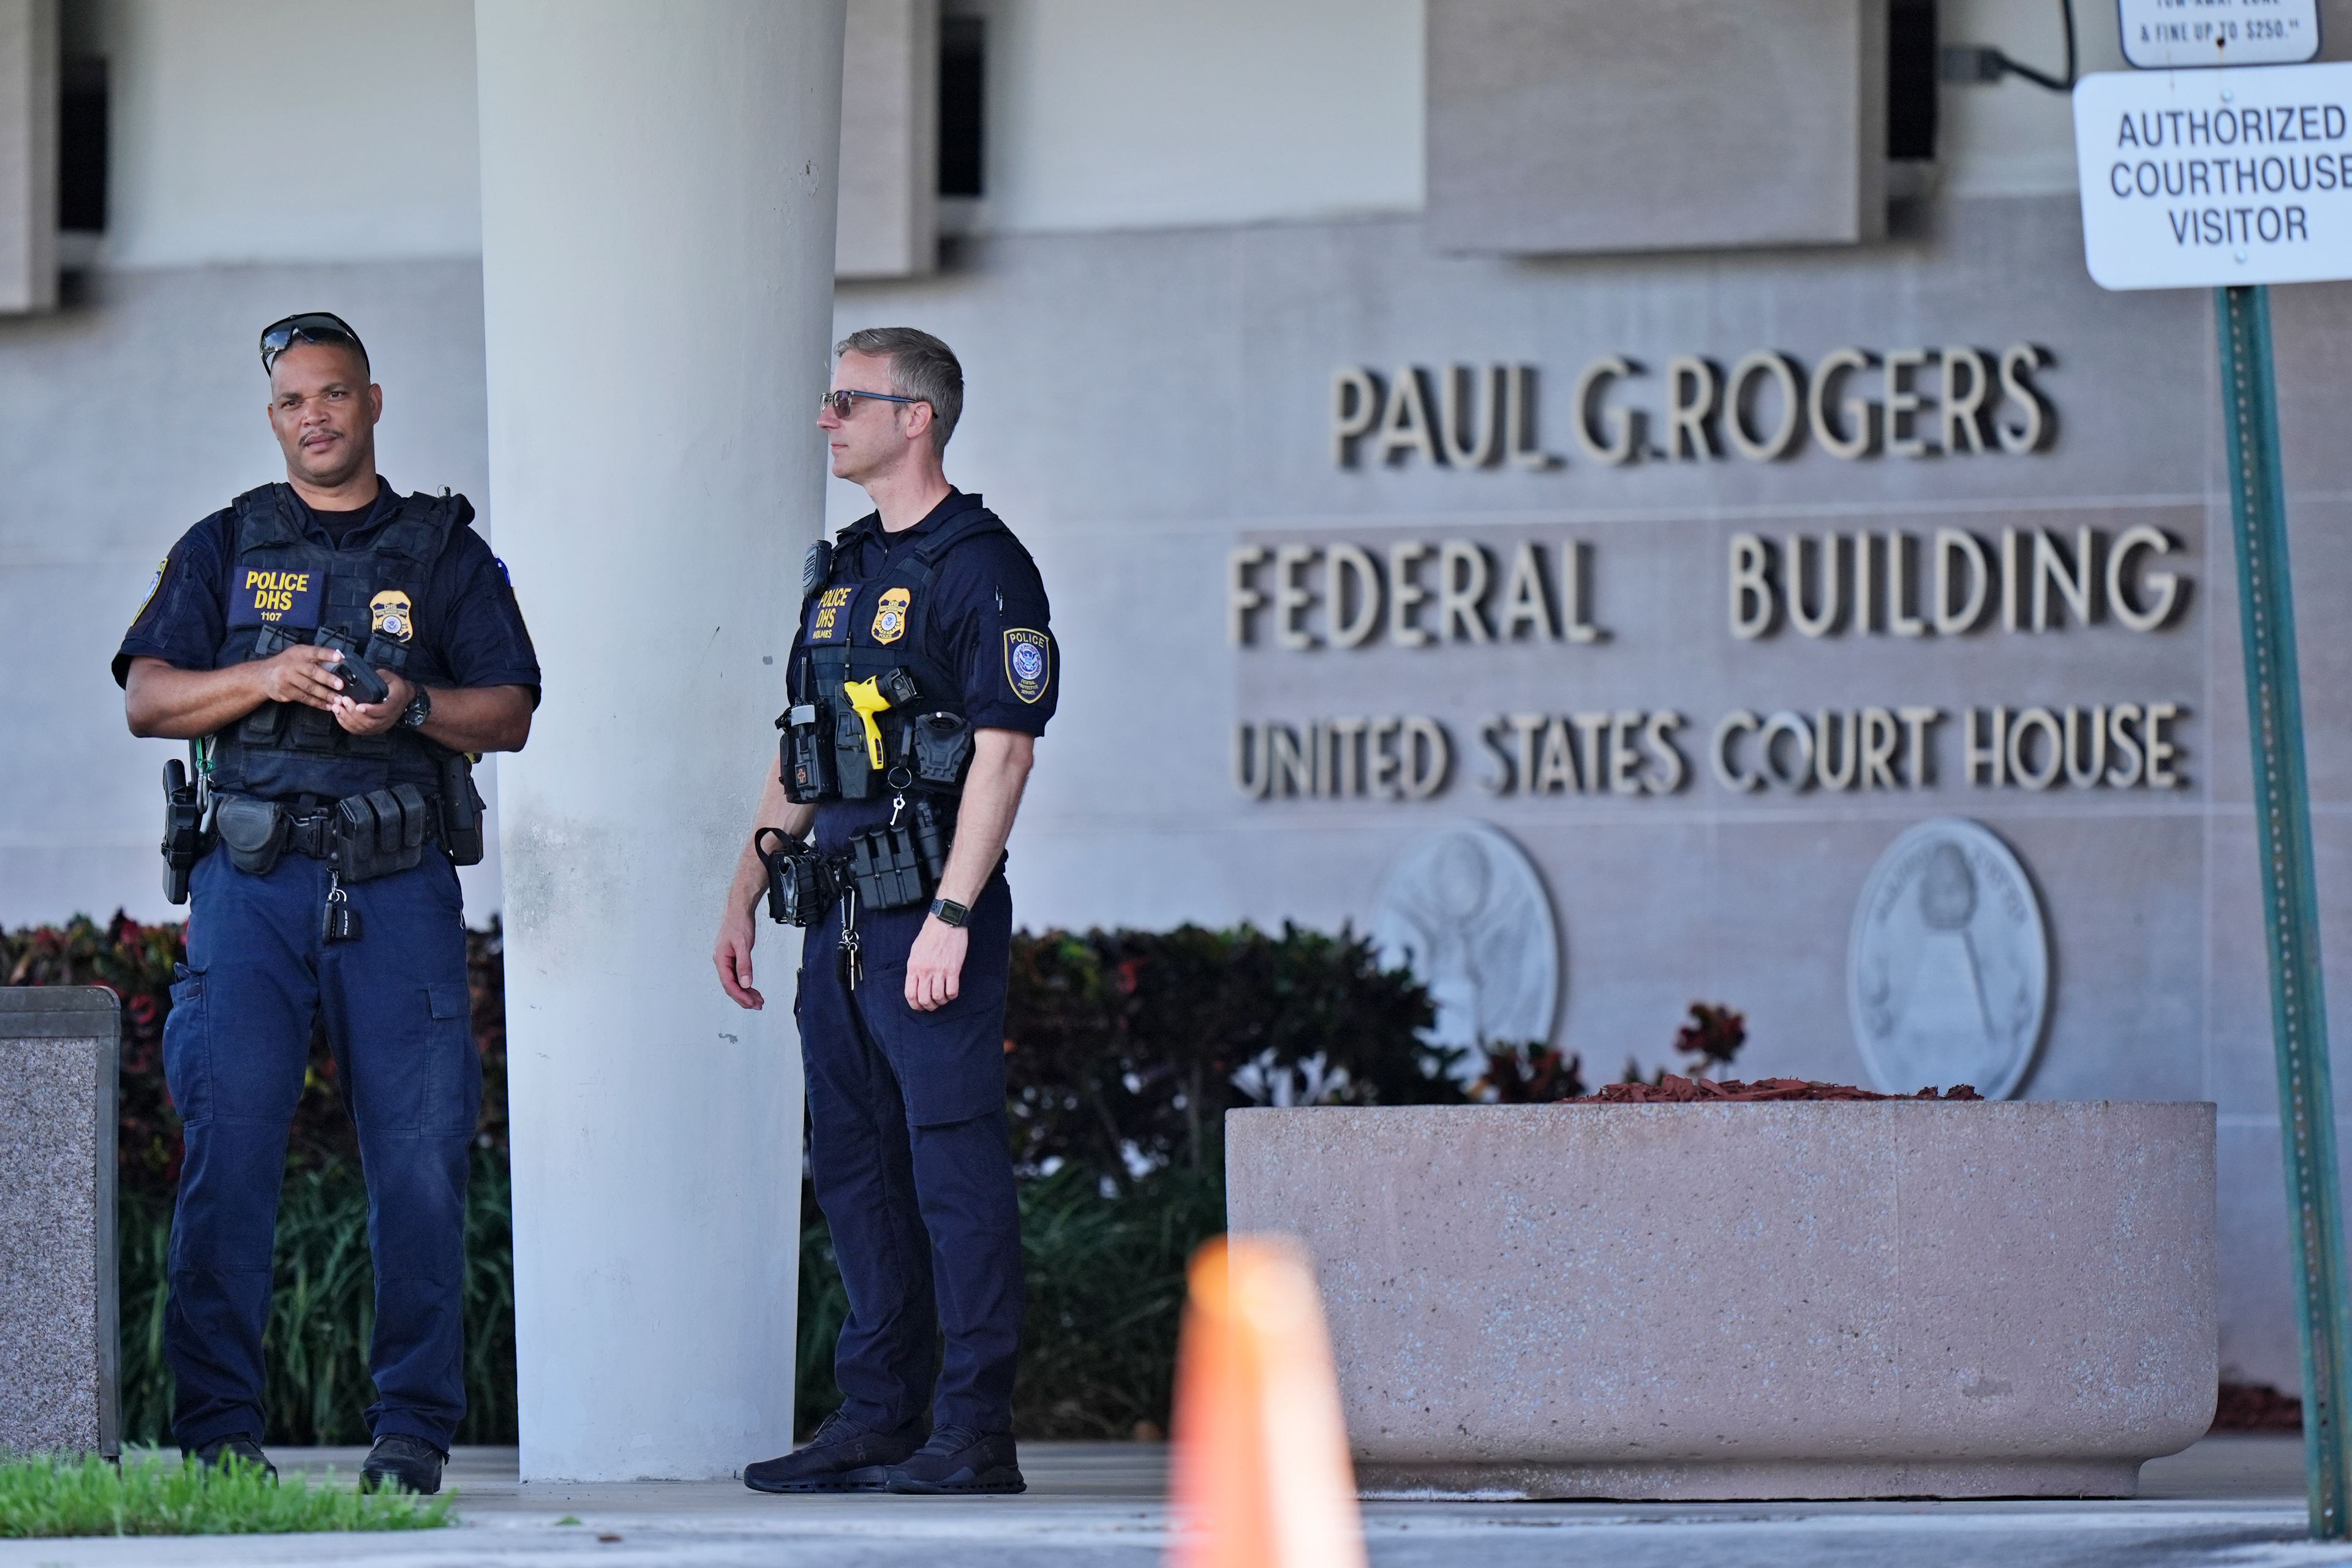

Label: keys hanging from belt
[838,884,862,990]
[320,870,360,944]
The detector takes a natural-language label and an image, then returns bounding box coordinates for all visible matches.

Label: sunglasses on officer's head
[259,312,368,375]
[820,388,925,419]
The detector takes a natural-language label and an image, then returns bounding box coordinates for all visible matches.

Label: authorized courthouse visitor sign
[2075,61,2352,288]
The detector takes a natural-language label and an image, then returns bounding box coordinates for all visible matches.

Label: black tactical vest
[783,501,1009,804]
[206,483,466,804]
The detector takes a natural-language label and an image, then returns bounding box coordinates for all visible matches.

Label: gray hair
[835,326,963,454]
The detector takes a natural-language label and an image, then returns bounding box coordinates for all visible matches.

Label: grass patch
[0,1454,451,1538]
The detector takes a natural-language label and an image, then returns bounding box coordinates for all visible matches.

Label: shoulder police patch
[871,586,911,645]
[1004,628,1050,704]
[131,556,168,626]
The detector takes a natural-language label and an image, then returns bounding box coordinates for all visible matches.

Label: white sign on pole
[2075,62,2352,289]
[2118,0,2320,70]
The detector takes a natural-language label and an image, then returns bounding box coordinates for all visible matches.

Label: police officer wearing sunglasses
[113,313,541,1493]
[715,328,1057,1496]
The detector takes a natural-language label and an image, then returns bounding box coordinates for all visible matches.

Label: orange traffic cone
[1167,1235,1367,1568]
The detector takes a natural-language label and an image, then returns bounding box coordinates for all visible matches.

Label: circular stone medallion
[1368,821,1561,1080]
[1847,818,2049,1100]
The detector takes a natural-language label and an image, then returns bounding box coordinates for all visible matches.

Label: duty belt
[280,810,338,860]
[211,785,443,884]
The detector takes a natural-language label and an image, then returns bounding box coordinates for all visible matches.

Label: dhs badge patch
[872,586,911,645]
[370,589,414,642]
[1003,628,1050,704]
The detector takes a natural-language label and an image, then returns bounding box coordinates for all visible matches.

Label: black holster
[757,829,840,927]
[779,702,837,804]
[160,758,210,905]
[437,752,486,867]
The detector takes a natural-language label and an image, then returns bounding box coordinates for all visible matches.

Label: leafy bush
[1004,922,1452,1185]
[0,912,510,1197]
[11,912,1438,1444]
[0,1454,448,1538]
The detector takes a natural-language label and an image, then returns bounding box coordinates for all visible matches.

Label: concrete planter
[1226,1101,2215,1501]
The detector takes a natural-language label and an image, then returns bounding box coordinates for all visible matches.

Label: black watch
[398,686,433,730]
[929,897,969,928]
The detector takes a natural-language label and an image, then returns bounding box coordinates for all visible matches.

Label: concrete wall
[89,0,481,267]
[969,0,1424,232]
[827,194,2352,1392]
[1427,0,1887,254]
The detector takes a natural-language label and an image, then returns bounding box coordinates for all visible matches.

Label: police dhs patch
[1003,628,1050,704]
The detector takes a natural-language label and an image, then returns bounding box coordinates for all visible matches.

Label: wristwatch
[929,897,969,928]
[398,686,433,730]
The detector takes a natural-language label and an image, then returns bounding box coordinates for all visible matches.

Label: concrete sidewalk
[5,1436,2348,1566]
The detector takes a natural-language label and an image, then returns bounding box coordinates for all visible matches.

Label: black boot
[361,1433,447,1494]
[881,1425,1025,1495]
[186,1433,277,1483]
[745,1410,929,1494]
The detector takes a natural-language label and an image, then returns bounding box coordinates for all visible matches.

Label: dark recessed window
[1888,0,1939,162]
[939,16,984,197]
[59,56,106,232]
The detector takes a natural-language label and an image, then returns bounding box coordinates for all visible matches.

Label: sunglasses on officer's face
[259,312,367,375]
[820,388,925,420]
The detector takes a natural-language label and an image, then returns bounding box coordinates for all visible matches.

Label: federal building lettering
[1228,538,1604,649]
[1329,345,2054,469]
[1727,524,2187,640]
[1238,339,2193,808]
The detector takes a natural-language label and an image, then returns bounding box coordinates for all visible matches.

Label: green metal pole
[2216,281,2352,1539]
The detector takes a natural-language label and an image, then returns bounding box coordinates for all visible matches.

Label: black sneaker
[186,1433,276,1483]
[881,1424,1025,1495]
[361,1433,447,1495]
[744,1409,929,1494]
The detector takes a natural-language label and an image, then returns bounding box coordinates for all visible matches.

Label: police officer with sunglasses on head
[715,327,1057,1496]
[115,313,541,1493]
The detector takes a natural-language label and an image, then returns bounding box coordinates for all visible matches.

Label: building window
[59,55,105,233]
[1888,0,1939,162]
[939,15,983,197]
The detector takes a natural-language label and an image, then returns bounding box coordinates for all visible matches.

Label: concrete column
[475,1,845,1482]
[0,0,57,314]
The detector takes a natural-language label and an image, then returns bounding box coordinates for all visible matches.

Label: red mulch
[2213,1381,2303,1431]
[1580,1072,1986,1103]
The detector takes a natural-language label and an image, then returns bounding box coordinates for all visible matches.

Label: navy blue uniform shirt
[822,489,1057,736]
[112,480,543,699]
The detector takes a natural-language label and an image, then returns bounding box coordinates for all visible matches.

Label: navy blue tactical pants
[162,846,478,1452]
[796,872,1022,1435]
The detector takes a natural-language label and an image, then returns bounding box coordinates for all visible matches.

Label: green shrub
[15,912,1439,1445]
[0,1454,449,1537]
[1005,922,1454,1185]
